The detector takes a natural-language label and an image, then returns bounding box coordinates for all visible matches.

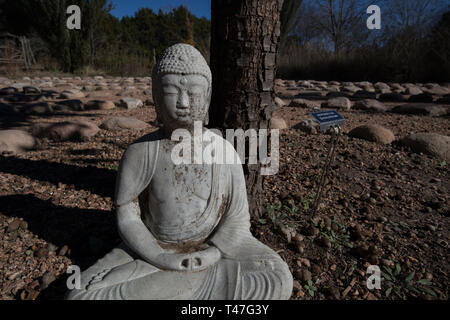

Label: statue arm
[117,202,220,271]
[116,201,165,264]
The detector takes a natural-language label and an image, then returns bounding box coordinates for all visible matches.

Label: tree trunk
[209,0,284,219]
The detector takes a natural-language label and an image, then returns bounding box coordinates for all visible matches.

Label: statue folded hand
[155,246,221,272]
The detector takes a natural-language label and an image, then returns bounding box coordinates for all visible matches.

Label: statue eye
[163,91,178,96]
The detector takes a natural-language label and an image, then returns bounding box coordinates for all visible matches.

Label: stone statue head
[152,43,212,129]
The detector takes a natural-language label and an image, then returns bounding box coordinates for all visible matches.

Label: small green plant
[106,164,119,171]
[259,202,301,229]
[304,280,317,297]
[318,216,353,249]
[382,263,437,299]
[301,196,314,211]
[387,220,409,232]
[440,161,447,168]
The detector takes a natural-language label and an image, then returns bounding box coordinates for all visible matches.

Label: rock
[322,97,352,110]
[379,93,407,102]
[354,99,389,112]
[100,117,149,130]
[318,236,332,248]
[402,133,450,161]
[56,99,84,111]
[305,225,319,236]
[58,245,69,256]
[23,86,41,95]
[0,130,36,154]
[374,82,390,91]
[311,264,321,274]
[85,100,115,110]
[22,102,53,115]
[274,96,287,108]
[326,286,341,299]
[0,87,18,95]
[294,119,319,134]
[391,103,448,117]
[118,97,143,109]
[270,118,288,130]
[59,89,85,99]
[40,272,56,290]
[295,269,312,282]
[342,86,361,94]
[34,247,48,258]
[425,86,449,96]
[7,220,21,233]
[289,98,319,109]
[144,97,154,106]
[31,120,100,141]
[406,87,423,95]
[349,124,395,144]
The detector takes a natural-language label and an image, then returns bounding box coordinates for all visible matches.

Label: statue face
[157,74,209,128]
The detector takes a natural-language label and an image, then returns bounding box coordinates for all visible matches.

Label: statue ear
[203,110,209,126]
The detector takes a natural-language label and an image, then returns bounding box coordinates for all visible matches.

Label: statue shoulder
[115,129,164,206]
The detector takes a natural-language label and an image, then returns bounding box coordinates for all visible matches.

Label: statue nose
[178,91,189,109]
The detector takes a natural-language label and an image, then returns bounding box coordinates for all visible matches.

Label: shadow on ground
[0,156,116,198]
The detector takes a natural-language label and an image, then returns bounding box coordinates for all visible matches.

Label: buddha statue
[65,43,293,300]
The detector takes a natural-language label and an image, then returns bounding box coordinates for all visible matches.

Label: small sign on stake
[310,110,345,132]
[309,110,344,216]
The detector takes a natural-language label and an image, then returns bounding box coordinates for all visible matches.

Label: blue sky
[110,0,211,19]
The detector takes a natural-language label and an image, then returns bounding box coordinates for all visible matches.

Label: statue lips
[175,111,190,118]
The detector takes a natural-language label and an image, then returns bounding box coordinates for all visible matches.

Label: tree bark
[209,0,284,219]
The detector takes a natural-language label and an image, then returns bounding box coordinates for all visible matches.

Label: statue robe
[66,129,293,300]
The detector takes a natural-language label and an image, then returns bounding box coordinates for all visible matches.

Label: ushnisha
[66,43,293,300]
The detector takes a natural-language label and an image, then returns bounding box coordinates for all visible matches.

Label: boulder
[56,99,84,111]
[425,86,449,96]
[289,98,319,109]
[402,133,450,161]
[293,119,319,134]
[374,82,390,91]
[406,87,423,95]
[322,97,352,110]
[0,87,18,95]
[354,99,389,112]
[22,102,53,115]
[85,100,115,110]
[270,118,288,130]
[23,86,41,95]
[32,120,99,141]
[59,89,85,99]
[342,86,361,94]
[349,124,395,144]
[391,103,448,117]
[118,97,143,109]
[275,97,288,108]
[0,130,36,154]
[100,117,149,130]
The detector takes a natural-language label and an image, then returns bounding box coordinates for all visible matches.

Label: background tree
[279,0,302,51]
[209,0,284,219]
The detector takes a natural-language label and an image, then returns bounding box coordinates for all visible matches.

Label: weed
[304,280,317,297]
[382,263,437,299]
[318,216,353,249]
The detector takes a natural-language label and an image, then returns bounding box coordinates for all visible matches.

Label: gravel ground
[0,78,448,300]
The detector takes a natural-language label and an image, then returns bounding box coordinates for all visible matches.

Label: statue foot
[86,261,138,291]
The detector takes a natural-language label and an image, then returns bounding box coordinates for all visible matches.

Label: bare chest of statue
[139,139,220,243]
